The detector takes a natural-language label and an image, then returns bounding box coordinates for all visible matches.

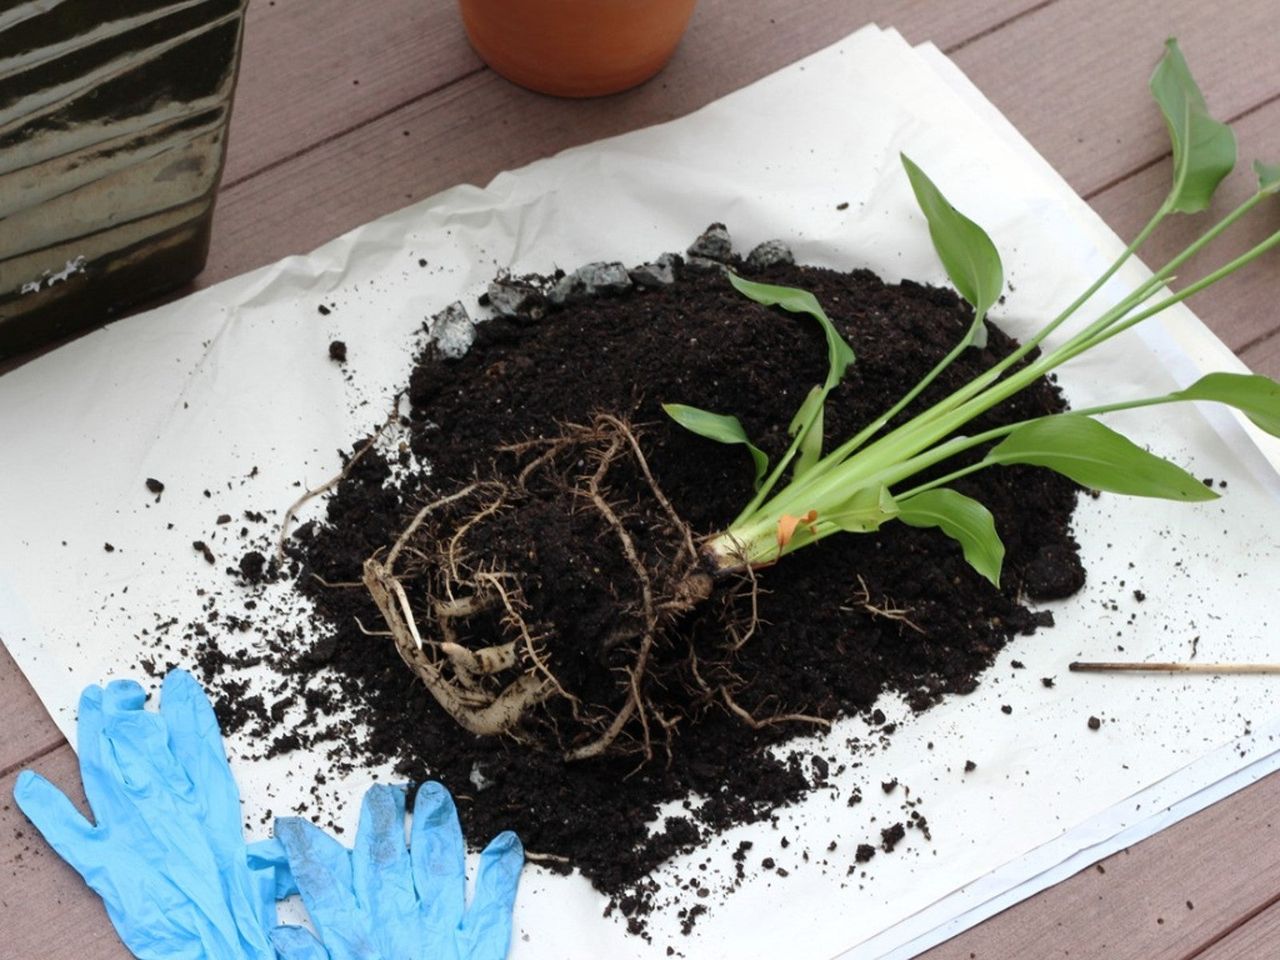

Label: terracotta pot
[458,0,697,98]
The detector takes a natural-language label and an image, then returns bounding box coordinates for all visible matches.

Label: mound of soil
[275,237,1083,922]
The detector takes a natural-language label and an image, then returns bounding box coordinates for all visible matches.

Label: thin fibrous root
[595,413,699,565]
[847,575,926,635]
[720,686,832,731]
[278,403,399,563]
[723,563,764,652]
[387,482,499,573]
[444,493,507,580]
[559,430,661,761]
[311,574,365,589]
[353,617,393,638]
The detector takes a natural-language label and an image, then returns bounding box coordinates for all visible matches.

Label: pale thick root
[364,557,554,736]
[441,640,518,675]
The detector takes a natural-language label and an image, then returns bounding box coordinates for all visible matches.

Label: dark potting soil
[226,239,1084,927]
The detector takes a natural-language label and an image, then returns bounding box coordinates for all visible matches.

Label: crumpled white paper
[2,25,1279,960]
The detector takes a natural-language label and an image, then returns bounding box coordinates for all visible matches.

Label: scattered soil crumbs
[188,233,1085,936]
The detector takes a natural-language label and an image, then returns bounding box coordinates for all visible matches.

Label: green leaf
[788,386,825,477]
[1150,38,1236,214]
[824,484,900,534]
[983,415,1218,501]
[900,153,1003,346]
[1173,371,1280,436]
[728,273,855,390]
[1255,160,1280,196]
[896,488,1005,587]
[663,403,769,487]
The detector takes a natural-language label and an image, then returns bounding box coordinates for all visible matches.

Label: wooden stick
[1070,660,1280,675]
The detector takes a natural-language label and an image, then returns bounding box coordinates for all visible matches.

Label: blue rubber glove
[267,782,524,960]
[12,671,288,960]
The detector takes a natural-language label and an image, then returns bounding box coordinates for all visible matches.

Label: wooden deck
[3,1,1280,956]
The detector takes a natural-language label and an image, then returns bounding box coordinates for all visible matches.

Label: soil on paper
[208,241,1085,927]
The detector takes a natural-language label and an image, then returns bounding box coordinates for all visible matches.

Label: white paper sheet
[3,24,1279,960]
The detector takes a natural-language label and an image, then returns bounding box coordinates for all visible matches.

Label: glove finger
[101,679,194,801]
[73,685,129,826]
[159,670,240,832]
[247,836,301,900]
[158,670,283,940]
[351,784,417,955]
[270,924,332,960]
[458,831,523,959]
[12,771,101,876]
[276,816,367,951]
[409,781,466,931]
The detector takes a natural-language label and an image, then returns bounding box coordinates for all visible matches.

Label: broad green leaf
[896,488,1005,588]
[728,273,855,390]
[1173,371,1280,436]
[663,403,769,487]
[788,386,825,477]
[1150,38,1236,213]
[1255,160,1280,196]
[983,415,1218,501]
[823,484,900,534]
[900,153,1002,347]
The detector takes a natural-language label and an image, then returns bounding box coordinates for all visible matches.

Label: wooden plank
[1194,897,1280,960]
[203,0,1048,284]
[201,0,1280,290]
[0,746,132,960]
[221,0,1045,190]
[1240,331,1280,378]
[919,769,1280,960]
[1085,95,1280,375]
[949,0,1280,200]
[0,644,65,775]
[220,0,482,185]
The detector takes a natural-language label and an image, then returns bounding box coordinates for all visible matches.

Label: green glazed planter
[0,0,249,360]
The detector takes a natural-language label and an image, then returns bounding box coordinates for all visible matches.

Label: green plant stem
[808,191,1264,485]
[733,391,821,524]
[1054,222,1280,363]
[1015,204,1168,359]
[833,329,982,460]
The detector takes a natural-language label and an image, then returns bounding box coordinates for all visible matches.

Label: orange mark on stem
[776,509,819,549]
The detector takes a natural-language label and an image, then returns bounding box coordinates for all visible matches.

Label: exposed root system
[363,415,720,760]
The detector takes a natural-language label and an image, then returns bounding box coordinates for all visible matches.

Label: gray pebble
[577,261,632,295]
[629,252,680,288]
[486,278,540,317]
[746,239,795,269]
[430,301,475,359]
[547,261,632,306]
[687,223,733,262]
